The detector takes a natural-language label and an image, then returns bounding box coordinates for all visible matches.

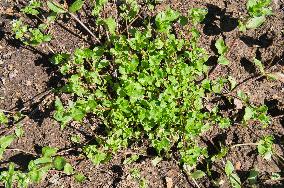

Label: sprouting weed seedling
[238,0,272,31]
[130,168,148,188]
[0,142,79,188]
[92,0,108,16]
[215,37,230,65]
[253,58,283,80]
[12,0,56,46]
[225,160,241,188]
[257,135,274,160]
[243,104,271,127]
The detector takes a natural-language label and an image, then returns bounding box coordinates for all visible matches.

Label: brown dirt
[0,0,283,187]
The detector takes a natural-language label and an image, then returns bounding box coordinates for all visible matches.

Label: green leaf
[215,38,228,55]
[253,58,265,74]
[225,160,234,176]
[71,135,81,143]
[271,172,281,180]
[228,76,237,90]
[257,135,274,160]
[0,135,15,149]
[238,20,247,32]
[104,17,116,35]
[243,107,254,122]
[15,125,24,137]
[248,169,258,184]
[246,16,266,29]
[42,146,58,157]
[151,157,162,167]
[230,173,241,188]
[74,173,86,183]
[53,156,66,170]
[190,170,206,179]
[188,8,208,25]
[5,163,15,188]
[155,7,180,32]
[69,0,85,13]
[29,169,44,183]
[217,56,230,65]
[47,1,66,14]
[123,154,139,164]
[63,163,74,175]
[0,111,8,124]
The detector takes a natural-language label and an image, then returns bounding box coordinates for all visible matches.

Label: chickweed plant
[238,0,272,31]
[0,112,82,188]
[8,0,276,187]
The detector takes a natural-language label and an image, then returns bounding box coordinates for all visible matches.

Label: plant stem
[231,143,258,148]
[69,12,100,43]
[7,148,38,156]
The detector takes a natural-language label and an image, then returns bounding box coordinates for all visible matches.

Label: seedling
[238,0,272,31]
[225,160,241,188]
[257,135,274,160]
[215,37,230,65]
[0,144,77,187]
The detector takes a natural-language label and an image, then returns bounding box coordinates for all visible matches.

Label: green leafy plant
[130,168,148,188]
[243,105,270,127]
[92,0,108,16]
[239,0,272,31]
[215,37,230,65]
[0,135,16,160]
[247,168,259,185]
[0,111,9,124]
[21,0,42,15]
[51,7,237,171]
[12,0,56,46]
[0,145,77,188]
[257,135,274,160]
[225,160,241,188]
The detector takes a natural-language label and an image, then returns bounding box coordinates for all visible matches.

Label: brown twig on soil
[6,148,38,156]
[231,143,258,148]
[69,12,100,43]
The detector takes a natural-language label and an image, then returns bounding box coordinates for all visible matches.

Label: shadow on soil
[203,4,238,36]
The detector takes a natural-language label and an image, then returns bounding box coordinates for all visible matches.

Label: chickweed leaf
[0,111,8,124]
[188,8,208,25]
[228,76,237,90]
[243,106,254,122]
[253,58,265,74]
[53,156,66,170]
[217,56,230,65]
[257,135,274,160]
[15,125,24,138]
[151,157,162,166]
[225,160,234,176]
[47,1,66,14]
[74,173,86,183]
[42,146,58,157]
[190,170,206,179]
[123,154,139,164]
[215,38,228,55]
[248,169,258,185]
[271,172,281,180]
[63,163,74,175]
[246,16,266,29]
[69,0,85,13]
[0,135,15,160]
